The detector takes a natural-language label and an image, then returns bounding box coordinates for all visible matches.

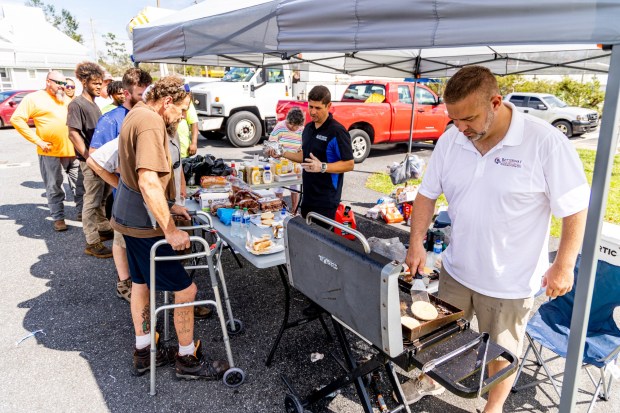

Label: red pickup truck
[275,80,451,163]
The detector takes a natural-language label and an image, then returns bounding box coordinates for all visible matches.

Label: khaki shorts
[438,267,534,357]
[113,230,126,248]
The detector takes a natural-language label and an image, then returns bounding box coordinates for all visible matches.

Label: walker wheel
[284,393,304,413]
[223,367,245,388]
[226,319,244,335]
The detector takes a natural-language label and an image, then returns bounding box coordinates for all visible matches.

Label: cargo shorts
[438,267,534,357]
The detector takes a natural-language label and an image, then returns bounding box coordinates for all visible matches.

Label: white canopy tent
[133,1,620,411]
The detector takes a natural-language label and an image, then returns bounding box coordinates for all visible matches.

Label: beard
[55,89,65,101]
[466,109,495,142]
[166,122,178,138]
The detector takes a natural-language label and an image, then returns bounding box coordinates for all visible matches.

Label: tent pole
[559,44,620,413]
[408,80,418,155]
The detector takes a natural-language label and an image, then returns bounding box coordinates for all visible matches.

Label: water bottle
[432,239,443,270]
[279,207,287,222]
[231,206,241,237]
[188,173,196,186]
[242,207,250,240]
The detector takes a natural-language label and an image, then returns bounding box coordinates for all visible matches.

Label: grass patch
[365,173,448,207]
[366,148,620,238]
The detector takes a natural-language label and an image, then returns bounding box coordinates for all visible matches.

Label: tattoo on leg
[141,304,150,334]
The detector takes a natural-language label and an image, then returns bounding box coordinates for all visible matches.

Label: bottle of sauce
[263,165,273,184]
[251,166,262,185]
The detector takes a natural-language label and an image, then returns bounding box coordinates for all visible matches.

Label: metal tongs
[419,332,490,397]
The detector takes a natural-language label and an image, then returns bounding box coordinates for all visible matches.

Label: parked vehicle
[276,80,451,163]
[190,67,358,147]
[0,90,35,127]
[504,92,599,137]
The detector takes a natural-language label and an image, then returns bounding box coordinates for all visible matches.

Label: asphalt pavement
[0,128,617,413]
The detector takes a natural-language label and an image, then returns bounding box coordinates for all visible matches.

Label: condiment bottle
[263,165,273,184]
[251,166,262,185]
[275,162,282,175]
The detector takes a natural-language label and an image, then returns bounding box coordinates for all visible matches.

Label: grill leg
[331,318,374,413]
[385,362,412,413]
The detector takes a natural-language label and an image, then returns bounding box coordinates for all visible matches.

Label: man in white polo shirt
[404,66,589,412]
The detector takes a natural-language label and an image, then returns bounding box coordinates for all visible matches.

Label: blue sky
[7,0,198,57]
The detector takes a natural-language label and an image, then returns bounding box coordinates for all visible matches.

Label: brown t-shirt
[111,101,176,238]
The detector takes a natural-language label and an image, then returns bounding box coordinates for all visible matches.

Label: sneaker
[53,219,67,232]
[193,306,212,320]
[132,334,176,376]
[116,278,132,303]
[98,229,114,242]
[175,340,229,380]
[399,377,445,404]
[85,242,113,258]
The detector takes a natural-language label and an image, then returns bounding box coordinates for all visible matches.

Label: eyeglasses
[65,85,76,90]
[180,84,190,93]
[49,79,67,87]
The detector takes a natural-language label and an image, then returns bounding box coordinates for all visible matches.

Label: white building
[0,3,91,91]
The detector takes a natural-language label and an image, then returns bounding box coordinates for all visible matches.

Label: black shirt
[301,114,353,210]
[67,95,102,161]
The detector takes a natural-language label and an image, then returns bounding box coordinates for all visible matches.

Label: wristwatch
[320,162,327,173]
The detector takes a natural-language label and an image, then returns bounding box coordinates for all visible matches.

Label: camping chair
[512,255,620,412]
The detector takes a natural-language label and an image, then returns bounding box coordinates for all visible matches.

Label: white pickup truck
[504,92,599,137]
[190,67,292,147]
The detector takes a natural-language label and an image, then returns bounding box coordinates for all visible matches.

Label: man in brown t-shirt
[111,76,228,380]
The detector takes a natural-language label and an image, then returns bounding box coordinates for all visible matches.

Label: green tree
[25,0,83,44]
[98,32,133,77]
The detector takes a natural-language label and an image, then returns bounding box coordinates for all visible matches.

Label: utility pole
[90,18,98,60]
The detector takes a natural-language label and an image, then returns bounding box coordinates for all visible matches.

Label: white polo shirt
[419,103,589,299]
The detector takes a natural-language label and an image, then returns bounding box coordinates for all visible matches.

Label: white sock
[178,341,195,357]
[136,333,151,350]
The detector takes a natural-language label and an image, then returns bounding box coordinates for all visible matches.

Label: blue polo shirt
[90,105,130,149]
[301,114,353,210]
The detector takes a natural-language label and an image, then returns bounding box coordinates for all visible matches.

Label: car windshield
[0,91,13,101]
[221,67,256,82]
[542,95,568,108]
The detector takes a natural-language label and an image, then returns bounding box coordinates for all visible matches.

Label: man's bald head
[46,71,67,101]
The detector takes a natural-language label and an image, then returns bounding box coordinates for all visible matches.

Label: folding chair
[513,255,620,412]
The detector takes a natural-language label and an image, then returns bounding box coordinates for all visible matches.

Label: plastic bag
[368,237,407,263]
[389,154,425,185]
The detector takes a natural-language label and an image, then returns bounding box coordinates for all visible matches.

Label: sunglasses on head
[49,79,67,87]
[65,85,75,90]
[180,84,190,93]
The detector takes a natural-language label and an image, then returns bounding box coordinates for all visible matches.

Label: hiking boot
[53,219,67,232]
[132,334,176,376]
[85,242,113,258]
[194,306,212,320]
[98,229,114,242]
[175,340,229,380]
[116,278,132,303]
[398,377,445,404]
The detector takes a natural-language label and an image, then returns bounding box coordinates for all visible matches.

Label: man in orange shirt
[11,71,83,231]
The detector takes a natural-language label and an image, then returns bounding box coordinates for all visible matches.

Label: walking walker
[148,211,245,395]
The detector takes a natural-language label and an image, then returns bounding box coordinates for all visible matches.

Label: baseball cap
[103,72,113,81]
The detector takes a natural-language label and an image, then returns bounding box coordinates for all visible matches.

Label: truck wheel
[553,120,572,137]
[350,129,371,163]
[226,112,263,147]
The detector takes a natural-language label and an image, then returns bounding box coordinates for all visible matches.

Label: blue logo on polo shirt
[494,157,523,168]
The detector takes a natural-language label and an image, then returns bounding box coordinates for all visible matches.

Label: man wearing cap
[95,71,114,110]
[11,71,83,231]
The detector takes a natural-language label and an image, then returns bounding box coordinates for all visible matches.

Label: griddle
[281,213,518,413]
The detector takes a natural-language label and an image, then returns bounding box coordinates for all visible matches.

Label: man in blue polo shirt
[89,68,152,302]
[269,85,354,220]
